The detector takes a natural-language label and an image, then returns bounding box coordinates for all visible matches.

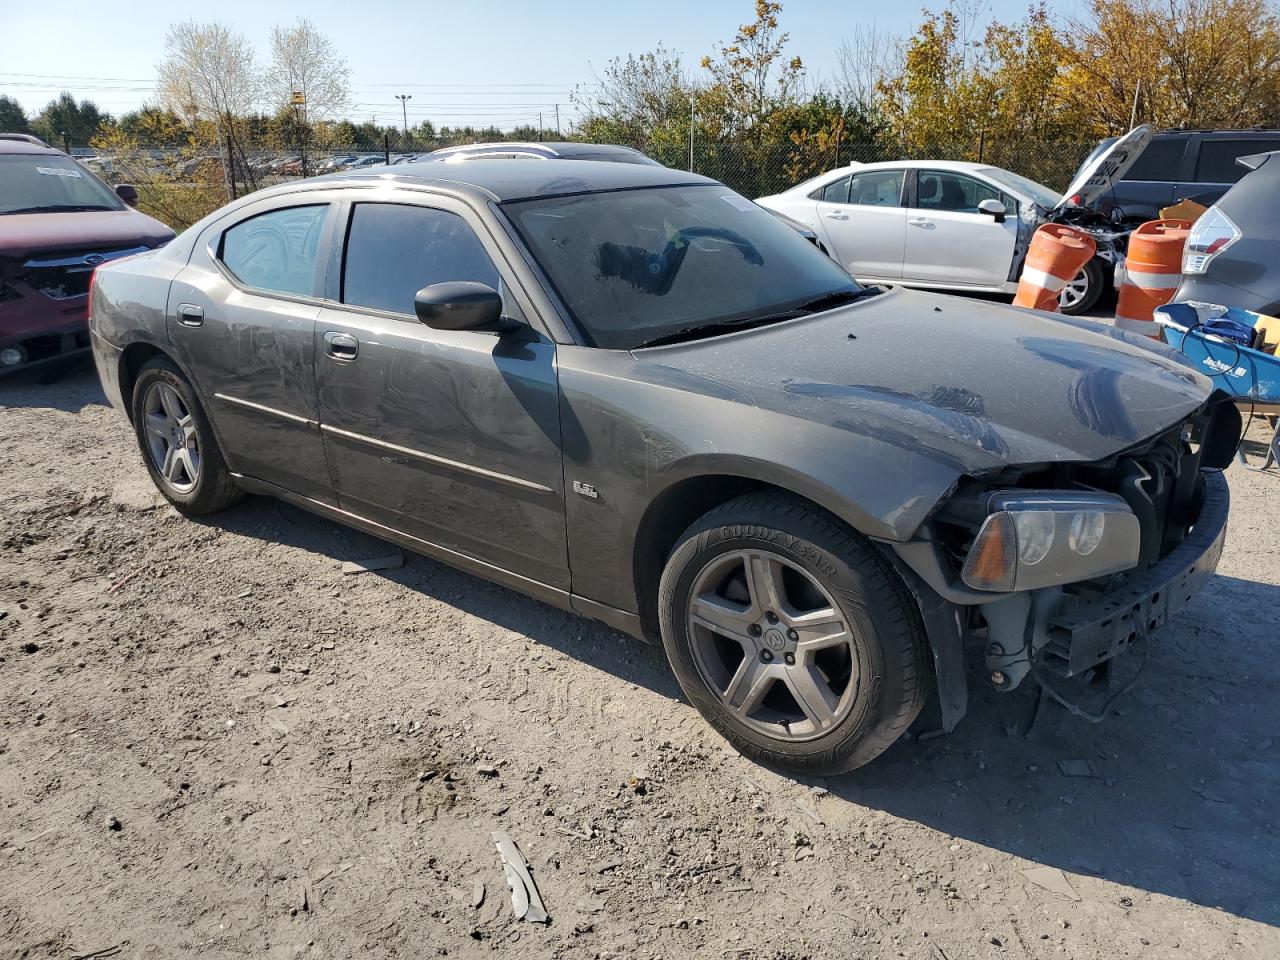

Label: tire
[657,492,929,774]
[130,356,245,516]
[1059,257,1105,316]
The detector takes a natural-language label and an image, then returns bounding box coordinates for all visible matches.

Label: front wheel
[657,493,929,774]
[1058,257,1106,316]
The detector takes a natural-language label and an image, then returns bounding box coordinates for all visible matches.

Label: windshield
[979,167,1061,209]
[0,154,125,215]
[504,184,860,349]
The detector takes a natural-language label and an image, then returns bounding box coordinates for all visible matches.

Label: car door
[902,169,1017,287]
[166,197,339,504]
[315,197,569,590]
[1106,135,1185,218]
[813,168,906,278]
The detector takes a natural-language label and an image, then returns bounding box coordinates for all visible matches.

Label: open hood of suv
[1056,124,1153,212]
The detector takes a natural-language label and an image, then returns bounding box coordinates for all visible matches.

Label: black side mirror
[115,183,139,207]
[414,281,505,332]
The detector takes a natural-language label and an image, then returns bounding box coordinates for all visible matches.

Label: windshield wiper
[1,204,116,215]
[631,287,882,350]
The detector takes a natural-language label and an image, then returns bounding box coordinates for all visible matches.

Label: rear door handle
[324,331,359,361]
[908,217,930,226]
[823,211,849,220]
[177,303,204,327]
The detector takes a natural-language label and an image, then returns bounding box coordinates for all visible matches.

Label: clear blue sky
[0,0,1079,129]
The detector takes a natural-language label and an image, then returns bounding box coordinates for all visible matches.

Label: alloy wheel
[685,548,860,742]
[142,381,201,494]
[1058,267,1090,311]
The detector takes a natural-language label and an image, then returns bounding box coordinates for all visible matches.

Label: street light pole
[396,94,412,144]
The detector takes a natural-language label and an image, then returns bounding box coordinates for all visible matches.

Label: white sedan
[757,160,1104,315]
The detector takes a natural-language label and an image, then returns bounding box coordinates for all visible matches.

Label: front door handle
[823,211,849,220]
[908,217,930,226]
[323,331,359,361]
[177,303,204,327]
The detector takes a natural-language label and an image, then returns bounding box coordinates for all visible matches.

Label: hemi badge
[572,481,599,500]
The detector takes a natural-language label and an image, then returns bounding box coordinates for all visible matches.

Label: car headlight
[961,491,1139,592]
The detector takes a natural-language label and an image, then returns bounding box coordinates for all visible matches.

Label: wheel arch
[631,471,883,640]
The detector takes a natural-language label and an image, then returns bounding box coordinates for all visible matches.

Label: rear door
[166,197,339,504]
[902,169,1016,287]
[814,168,906,278]
[315,196,569,590]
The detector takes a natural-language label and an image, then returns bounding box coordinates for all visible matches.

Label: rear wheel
[130,357,244,515]
[657,492,929,774]
[1059,257,1105,315]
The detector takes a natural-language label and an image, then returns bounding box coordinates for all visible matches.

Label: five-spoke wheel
[142,380,201,493]
[687,549,858,741]
[659,492,929,774]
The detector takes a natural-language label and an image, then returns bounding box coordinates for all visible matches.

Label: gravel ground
[1,361,1277,960]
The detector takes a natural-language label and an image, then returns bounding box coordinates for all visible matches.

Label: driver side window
[220,204,328,297]
[915,172,1004,214]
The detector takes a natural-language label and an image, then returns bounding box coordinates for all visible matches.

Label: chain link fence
[79,130,1096,232]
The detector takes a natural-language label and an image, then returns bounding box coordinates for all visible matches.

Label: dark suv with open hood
[0,135,173,376]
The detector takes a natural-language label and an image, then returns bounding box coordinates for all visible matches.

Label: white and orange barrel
[1114,219,1191,337]
[1013,224,1097,313]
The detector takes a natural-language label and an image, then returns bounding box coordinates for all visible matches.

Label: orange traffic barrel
[1013,224,1097,312]
[1114,219,1191,337]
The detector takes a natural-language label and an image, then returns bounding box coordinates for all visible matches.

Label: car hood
[1056,124,1152,212]
[633,287,1213,475]
[0,209,174,259]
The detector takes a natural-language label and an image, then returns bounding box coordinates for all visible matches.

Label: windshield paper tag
[721,194,756,212]
[35,166,83,178]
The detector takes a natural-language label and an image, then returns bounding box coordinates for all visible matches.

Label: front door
[814,168,906,279]
[166,200,336,504]
[903,169,1017,287]
[315,198,569,590]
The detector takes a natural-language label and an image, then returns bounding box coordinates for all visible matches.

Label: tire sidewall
[659,520,896,769]
[130,361,220,511]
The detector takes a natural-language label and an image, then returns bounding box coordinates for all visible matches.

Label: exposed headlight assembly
[961,491,1140,592]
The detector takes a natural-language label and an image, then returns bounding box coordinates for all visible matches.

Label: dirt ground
[1,361,1278,960]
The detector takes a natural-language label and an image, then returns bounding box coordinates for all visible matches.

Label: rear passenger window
[220,205,328,296]
[342,204,500,315]
[1125,139,1185,182]
[813,175,851,203]
[1194,140,1264,183]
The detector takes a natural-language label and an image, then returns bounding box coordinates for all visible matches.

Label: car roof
[311,157,714,202]
[425,141,649,160]
[0,135,60,156]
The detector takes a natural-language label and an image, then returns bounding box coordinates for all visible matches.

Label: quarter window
[813,175,851,203]
[1194,139,1274,184]
[915,171,1003,213]
[342,203,500,315]
[220,204,328,297]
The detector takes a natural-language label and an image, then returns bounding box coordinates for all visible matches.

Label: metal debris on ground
[471,880,486,909]
[1022,866,1082,902]
[340,553,405,575]
[492,831,549,923]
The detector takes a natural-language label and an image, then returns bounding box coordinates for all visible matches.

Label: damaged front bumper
[885,468,1230,733]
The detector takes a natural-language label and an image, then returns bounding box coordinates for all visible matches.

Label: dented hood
[636,286,1213,475]
[1056,124,1153,212]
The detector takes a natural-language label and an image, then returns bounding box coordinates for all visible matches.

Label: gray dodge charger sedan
[88,159,1239,773]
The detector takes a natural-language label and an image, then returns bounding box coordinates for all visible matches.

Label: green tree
[118,106,190,145]
[0,95,30,134]
[699,0,805,143]
[31,92,113,146]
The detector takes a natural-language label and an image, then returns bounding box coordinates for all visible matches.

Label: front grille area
[18,245,151,301]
